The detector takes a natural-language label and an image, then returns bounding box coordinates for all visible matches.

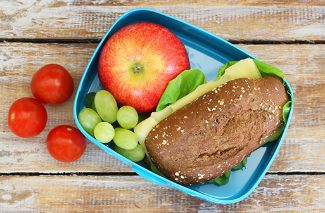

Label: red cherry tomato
[8,97,47,138]
[47,125,87,163]
[31,64,74,105]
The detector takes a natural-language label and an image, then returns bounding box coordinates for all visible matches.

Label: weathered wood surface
[1,42,325,173]
[0,175,324,212]
[0,1,325,41]
[1,0,325,211]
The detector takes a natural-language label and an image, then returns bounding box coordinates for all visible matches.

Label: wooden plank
[0,3,324,41]
[238,44,325,140]
[1,42,325,174]
[70,0,325,6]
[0,174,324,212]
[0,42,131,173]
[238,44,325,172]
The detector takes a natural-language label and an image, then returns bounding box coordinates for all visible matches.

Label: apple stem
[132,63,143,74]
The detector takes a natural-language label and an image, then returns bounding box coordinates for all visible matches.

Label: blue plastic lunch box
[73,8,294,204]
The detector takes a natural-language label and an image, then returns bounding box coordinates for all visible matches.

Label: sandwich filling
[145,76,289,186]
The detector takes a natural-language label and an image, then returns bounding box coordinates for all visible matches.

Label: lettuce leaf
[283,100,292,124]
[156,69,206,112]
[232,154,250,170]
[217,59,284,81]
[210,59,293,185]
[253,59,284,81]
[208,170,231,185]
[152,59,292,187]
[216,59,292,141]
[209,154,250,185]
[216,61,237,81]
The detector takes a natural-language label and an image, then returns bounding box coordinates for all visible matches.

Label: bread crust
[145,76,289,186]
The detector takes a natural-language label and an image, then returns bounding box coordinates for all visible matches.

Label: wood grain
[0,174,324,212]
[0,42,129,173]
[1,2,324,41]
[1,42,325,174]
[1,2,325,211]
[239,44,325,173]
[71,0,325,6]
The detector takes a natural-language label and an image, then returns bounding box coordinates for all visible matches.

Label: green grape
[78,108,102,136]
[85,92,96,111]
[94,90,118,123]
[94,122,115,143]
[117,106,138,129]
[113,127,138,150]
[115,144,145,162]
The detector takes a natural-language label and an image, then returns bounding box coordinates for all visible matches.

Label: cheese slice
[221,57,261,80]
[134,58,261,159]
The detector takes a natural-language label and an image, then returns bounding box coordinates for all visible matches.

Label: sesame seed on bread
[145,76,289,186]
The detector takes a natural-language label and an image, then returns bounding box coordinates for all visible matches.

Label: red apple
[98,22,190,113]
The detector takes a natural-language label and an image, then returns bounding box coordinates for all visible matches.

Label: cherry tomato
[8,97,47,138]
[47,125,87,162]
[31,64,74,105]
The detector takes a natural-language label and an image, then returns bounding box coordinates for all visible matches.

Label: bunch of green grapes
[78,90,145,162]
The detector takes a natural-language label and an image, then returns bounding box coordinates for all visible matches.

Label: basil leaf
[156,69,206,112]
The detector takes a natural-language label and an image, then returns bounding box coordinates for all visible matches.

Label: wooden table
[1,1,324,212]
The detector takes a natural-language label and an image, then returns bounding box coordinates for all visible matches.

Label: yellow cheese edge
[134,58,261,163]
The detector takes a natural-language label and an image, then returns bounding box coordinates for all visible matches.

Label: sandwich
[134,58,291,186]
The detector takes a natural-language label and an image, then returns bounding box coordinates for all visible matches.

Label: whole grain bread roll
[145,76,289,186]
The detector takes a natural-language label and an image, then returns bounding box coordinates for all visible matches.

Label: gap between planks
[1,38,325,45]
[1,171,325,177]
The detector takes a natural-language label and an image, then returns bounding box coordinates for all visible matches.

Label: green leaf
[253,59,293,140]
[218,59,293,143]
[209,154,251,186]
[85,92,97,112]
[252,59,284,81]
[217,59,285,82]
[150,164,160,174]
[263,124,285,144]
[282,101,292,124]
[156,69,206,111]
[150,59,293,186]
[216,61,238,81]
[208,170,231,186]
[232,154,250,170]
[150,163,166,177]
